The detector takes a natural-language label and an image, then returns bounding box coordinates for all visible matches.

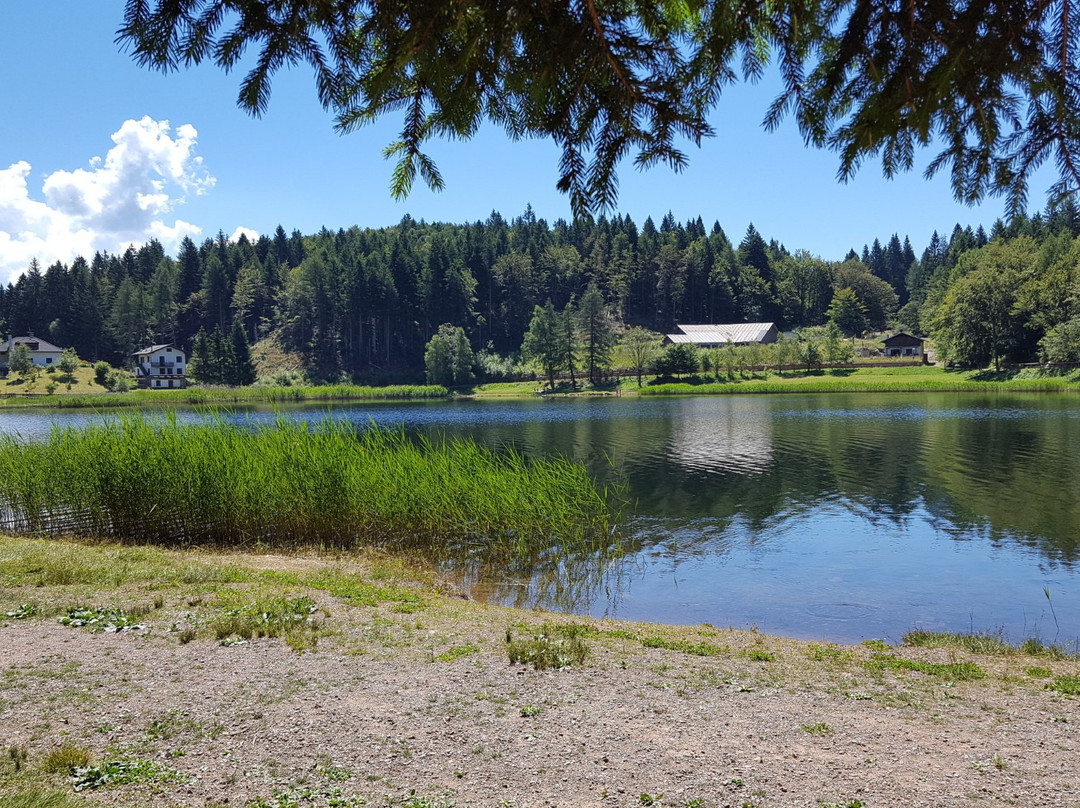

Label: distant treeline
[3,199,1080,380]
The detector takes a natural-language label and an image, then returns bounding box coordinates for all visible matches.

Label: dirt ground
[1,551,1079,808]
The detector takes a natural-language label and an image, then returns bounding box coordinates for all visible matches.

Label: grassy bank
[0,416,618,564]
[639,365,1080,395]
[0,383,449,410]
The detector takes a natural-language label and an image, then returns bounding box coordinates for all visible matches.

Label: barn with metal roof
[663,323,779,347]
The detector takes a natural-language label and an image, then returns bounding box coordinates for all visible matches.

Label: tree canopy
[118,0,1080,217]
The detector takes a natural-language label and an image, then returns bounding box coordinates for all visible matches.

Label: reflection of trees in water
[416,394,1080,583]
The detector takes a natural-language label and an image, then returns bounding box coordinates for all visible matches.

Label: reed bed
[640,369,1080,396]
[0,415,618,564]
[5,384,449,410]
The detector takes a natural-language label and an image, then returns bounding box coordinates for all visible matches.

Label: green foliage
[522,301,564,389]
[8,343,33,376]
[72,757,187,791]
[654,343,699,377]
[577,283,616,384]
[57,348,79,377]
[826,288,867,337]
[119,0,1080,218]
[620,327,660,387]
[424,324,474,386]
[92,361,111,385]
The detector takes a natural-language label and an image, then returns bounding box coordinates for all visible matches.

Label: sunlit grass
[640,366,1080,395]
[3,383,448,410]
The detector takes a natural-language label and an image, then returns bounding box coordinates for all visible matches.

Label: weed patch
[507,624,588,670]
[58,607,146,633]
[434,645,479,663]
[247,786,368,807]
[865,653,985,681]
[802,722,834,736]
[641,636,724,657]
[1048,675,1080,695]
[72,757,187,791]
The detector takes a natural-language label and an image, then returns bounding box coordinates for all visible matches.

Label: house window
[45,357,52,364]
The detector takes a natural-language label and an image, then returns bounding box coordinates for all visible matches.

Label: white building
[0,334,63,370]
[664,322,779,348]
[133,344,187,389]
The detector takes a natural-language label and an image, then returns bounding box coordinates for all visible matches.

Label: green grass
[0,414,619,565]
[865,653,986,681]
[904,630,1078,659]
[0,382,449,410]
[639,365,1080,396]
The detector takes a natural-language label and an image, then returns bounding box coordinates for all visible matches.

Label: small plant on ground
[802,722,834,737]
[519,704,544,717]
[247,786,367,807]
[506,623,588,670]
[4,603,37,619]
[72,757,187,791]
[1049,674,1080,695]
[0,788,79,808]
[59,607,146,633]
[1026,666,1053,678]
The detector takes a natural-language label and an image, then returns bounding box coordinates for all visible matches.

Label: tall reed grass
[0,415,618,565]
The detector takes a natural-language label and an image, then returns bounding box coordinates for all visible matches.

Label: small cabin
[883,332,925,358]
[0,334,63,370]
[133,344,187,389]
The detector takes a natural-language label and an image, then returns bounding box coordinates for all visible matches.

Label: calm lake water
[3,392,1079,644]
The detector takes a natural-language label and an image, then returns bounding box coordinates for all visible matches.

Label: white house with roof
[133,344,187,389]
[0,334,63,370]
[663,322,779,348]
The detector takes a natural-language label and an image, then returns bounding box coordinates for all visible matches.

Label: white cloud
[230,226,260,243]
[0,117,214,284]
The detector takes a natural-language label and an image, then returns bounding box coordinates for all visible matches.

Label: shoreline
[2,536,1078,808]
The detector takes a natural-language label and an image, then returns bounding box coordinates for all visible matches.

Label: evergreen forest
[5,200,1080,383]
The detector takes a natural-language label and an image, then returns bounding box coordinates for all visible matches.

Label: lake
[3,392,1078,644]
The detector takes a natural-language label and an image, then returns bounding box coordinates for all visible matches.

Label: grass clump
[865,653,986,681]
[41,745,91,774]
[209,593,322,650]
[641,636,725,657]
[903,630,1014,656]
[506,624,589,670]
[434,645,479,663]
[802,722,834,736]
[904,629,1077,659]
[0,415,618,567]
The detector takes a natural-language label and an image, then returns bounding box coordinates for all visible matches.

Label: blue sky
[0,2,1057,283]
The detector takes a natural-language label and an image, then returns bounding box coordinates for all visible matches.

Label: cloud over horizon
[0,116,214,284]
